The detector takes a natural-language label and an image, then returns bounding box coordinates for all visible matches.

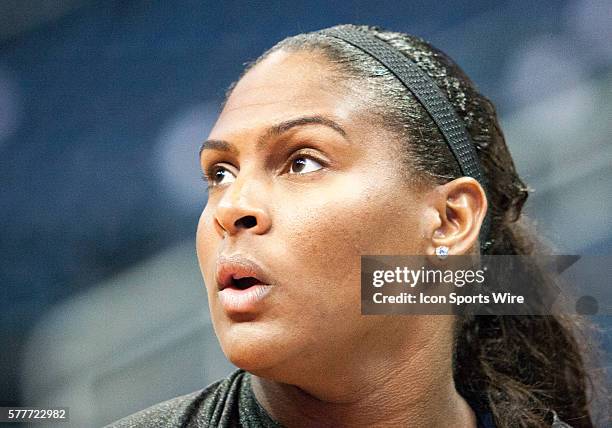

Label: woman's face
[196,49,440,378]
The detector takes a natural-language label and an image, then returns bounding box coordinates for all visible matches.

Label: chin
[216,319,293,374]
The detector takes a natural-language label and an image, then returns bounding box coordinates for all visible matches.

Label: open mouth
[216,255,272,293]
[215,256,274,312]
[229,276,263,290]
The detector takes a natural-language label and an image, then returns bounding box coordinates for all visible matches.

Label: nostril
[234,215,257,229]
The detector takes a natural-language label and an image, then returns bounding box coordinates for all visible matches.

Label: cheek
[196,205,218,295]
[271,174,423,311]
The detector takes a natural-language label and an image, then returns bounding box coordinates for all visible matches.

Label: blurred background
[1,0,610,426]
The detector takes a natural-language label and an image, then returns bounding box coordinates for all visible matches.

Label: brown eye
[289,156,323,174]
[207,165,236,187]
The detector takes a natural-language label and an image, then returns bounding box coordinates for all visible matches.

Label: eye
[204,165,236,188]
[289,156,323,174]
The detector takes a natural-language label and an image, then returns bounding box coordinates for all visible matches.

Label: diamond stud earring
[435,246,449,259]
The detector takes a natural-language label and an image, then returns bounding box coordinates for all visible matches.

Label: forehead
[210,49,364,138]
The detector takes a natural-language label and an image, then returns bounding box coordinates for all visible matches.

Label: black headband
[320,27,492,252]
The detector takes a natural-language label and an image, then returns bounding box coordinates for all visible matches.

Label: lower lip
[218,284,273,313]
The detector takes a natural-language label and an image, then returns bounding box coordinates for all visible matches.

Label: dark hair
[226,24,608,428]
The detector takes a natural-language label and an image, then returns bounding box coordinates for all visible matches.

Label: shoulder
[104,369,246,428]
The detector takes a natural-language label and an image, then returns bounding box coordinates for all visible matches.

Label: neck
[249,322,477,428]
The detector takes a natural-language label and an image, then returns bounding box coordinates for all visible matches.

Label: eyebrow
[199,139,236,158]
[199,115,348,158]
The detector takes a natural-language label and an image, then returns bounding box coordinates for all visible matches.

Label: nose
[213,178,272,237]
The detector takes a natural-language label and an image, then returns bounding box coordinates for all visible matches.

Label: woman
[109,24,601,427]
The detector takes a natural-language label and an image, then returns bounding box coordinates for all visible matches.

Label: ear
[423,177,488,255]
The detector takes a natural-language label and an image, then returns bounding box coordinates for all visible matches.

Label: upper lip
[215,254,272,290]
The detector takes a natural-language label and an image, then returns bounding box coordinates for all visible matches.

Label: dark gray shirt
[106,369,501,427]
[106,370,280,428]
